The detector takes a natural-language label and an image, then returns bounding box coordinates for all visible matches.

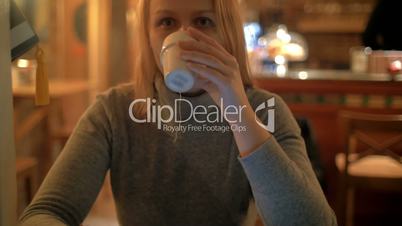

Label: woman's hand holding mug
[178,27,251,113]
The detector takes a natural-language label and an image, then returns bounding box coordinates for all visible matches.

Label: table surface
[13,79,89,98]
[254,69,402,82]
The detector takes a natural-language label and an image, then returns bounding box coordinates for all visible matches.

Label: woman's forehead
[150,0,214,14]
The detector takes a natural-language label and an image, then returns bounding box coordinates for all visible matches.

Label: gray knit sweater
[19,76,337,226]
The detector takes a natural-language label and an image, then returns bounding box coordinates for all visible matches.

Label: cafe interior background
[1,0,402,225]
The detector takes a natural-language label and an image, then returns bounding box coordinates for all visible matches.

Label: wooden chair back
[338,111,402,174]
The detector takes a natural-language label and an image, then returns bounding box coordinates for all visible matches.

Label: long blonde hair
[132,0,253,118]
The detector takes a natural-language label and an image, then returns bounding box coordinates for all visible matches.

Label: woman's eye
[194,17,215,28]
[158,18,176,28]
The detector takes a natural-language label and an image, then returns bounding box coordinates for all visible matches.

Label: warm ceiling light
[17,59,30,68]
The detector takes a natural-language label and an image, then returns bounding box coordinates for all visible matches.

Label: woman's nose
[179,25,191,32]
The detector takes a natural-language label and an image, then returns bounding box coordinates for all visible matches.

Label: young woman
[19,0,337,225]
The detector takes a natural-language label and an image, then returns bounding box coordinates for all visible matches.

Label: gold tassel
[35,46,49,105]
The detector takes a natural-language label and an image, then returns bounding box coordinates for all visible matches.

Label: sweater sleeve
[238,94,337,226]
[18,95,113,226]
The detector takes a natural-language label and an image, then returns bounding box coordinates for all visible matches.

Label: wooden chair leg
[26,169,38,202]
[16,157,39,213]
[336,173,347,226]
[346,187,355,226]
[24,177,33,203]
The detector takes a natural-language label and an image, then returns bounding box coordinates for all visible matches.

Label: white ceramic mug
[160,31,195,93]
